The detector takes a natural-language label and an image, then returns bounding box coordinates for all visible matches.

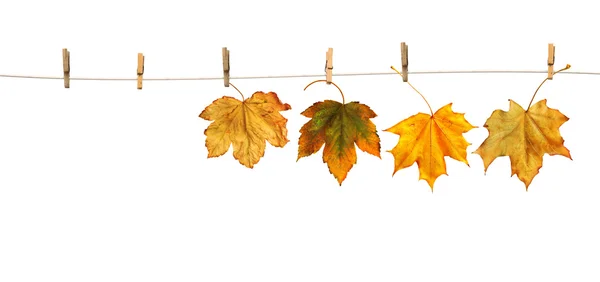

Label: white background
[1,0,599,281]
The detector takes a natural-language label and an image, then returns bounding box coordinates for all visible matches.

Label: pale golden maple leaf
[474,99,571,189]
[199,91,291,168]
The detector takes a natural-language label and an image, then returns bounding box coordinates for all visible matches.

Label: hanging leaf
[298,100,381,185]
[474,99,571,189]
[199,91,291,168]
[474,63,572,190]
[385,65,475,191]
[385,103,475,190]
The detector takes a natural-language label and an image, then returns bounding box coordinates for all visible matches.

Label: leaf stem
[304,79,346,104]
[391,66,433,115]
[526,64,571,111]
[229,83,245,100]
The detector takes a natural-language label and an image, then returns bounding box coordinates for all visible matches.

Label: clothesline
[0,70,599,81]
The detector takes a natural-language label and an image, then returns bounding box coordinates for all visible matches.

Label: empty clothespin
[325,48,333,84]
[547,43,555,80]
[222,47,230,87]
[401,42,408,82]
[137,53,144,89]
[62,48,70,88]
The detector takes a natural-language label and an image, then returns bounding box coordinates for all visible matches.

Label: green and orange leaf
[298,100,381,185]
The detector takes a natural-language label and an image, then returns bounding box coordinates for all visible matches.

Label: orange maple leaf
[386,66,476,191]
[474,99,571,189]
[199,90,291,168]
[385,103,475,190]
[299,81,381,185]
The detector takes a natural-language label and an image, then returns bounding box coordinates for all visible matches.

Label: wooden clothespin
[325,48,333,84]
[222,47,230,87]
[401,42,408,82]
[547,43,555,80]
[62,48,70,88]
[137,53,144,89]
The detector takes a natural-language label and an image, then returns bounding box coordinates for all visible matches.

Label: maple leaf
[474,63,572,190]
[386,65,476,191]
[297,98,381,185]
[385,103,476,190]
[199,91,291,168]
[473,99,571,189]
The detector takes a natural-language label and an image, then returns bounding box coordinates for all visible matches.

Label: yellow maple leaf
[386,66,475,191]
[199,91,291,168]
[474,99,571,189]
[385,103,475,190]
